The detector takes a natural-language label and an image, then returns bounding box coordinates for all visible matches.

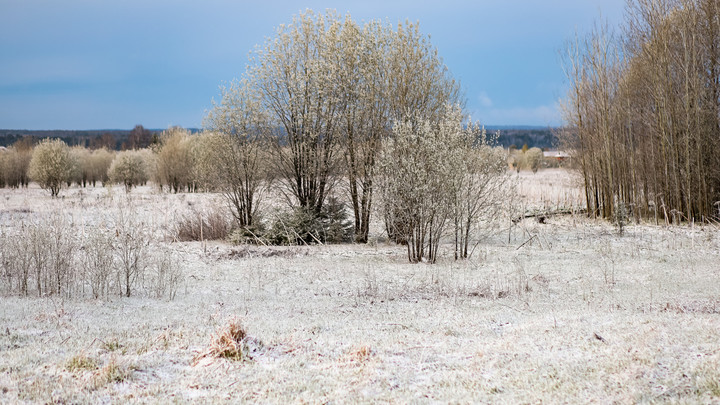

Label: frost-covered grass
[1,171,719,403]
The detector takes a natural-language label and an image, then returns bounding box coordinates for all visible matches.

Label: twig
[516,234,536,250]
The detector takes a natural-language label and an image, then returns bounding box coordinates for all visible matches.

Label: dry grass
[91,356,133,389]
[174,205,231,242]
[65,353,98,372]
[194,318,249,364]
[0,175,719,403]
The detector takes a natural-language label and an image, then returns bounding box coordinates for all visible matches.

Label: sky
[0,0,626,130]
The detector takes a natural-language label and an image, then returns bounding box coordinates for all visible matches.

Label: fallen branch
[513,207,587,223]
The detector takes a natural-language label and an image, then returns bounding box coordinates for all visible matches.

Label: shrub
[1,145,32,188]
[0,205,181,300]
[155,127,197,193]
[613,198,629,236]
[108,150,149,192]
[228,222,267,245]
[69,146,89,186]
[70,147,114,187]
[525,147,544,173]
[194,318,251,364]
[379,108,466,263]
[174,206,231,242]
[88,148,114,186]
[264,198,353,245]
[28,138,75,197]
[150,245,182,300]
[379,107,515,262]
[113,203,150,297]
[0,213,78,297]
[80,227,115,299]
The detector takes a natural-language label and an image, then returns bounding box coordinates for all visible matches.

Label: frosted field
[1,169,720,403]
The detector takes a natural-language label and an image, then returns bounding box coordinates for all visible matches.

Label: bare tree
[251,10,343,213]
[202,79,271,227]
[562,0,720,223]
[124,125,154,150]
[453,126,514,259]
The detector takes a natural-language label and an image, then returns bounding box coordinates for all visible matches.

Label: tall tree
[124,125,153,150]
[251,10,344,214]
[562,0,720,223]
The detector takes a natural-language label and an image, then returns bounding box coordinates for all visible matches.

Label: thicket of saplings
[0,204,181,300]
[562,0,720,224]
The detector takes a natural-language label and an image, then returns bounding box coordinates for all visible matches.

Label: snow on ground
[1,170,719,403]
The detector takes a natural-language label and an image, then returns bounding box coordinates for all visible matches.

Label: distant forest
[487,127,558,150]
[0,126,200,150]
[0,126,558,150]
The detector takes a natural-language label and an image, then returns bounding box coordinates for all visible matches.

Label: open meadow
[1,168,719,403]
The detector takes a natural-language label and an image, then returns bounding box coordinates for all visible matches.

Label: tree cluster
[206,10,462,243]
[562,0,720,222]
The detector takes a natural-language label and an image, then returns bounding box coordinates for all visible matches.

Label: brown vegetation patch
[193,318,263,365]
[637,300,720,315]
[219,246,309,260]
[174,207,230,242]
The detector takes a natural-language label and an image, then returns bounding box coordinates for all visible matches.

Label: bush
[28,138,75,197]
[87,148,114,186]
[264,198,353,245]
[1,145,32,188]
[379,107,515,262]
[155,127,197,193]
[70,147,114,187]
[379,108,466,263]
[108,150,149,192]
[68,146,88,186]
[174,206,231,242]
[525,147,544,173]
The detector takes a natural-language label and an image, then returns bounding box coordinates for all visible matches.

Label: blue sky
[0,0,625,130]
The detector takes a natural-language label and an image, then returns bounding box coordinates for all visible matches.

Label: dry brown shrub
[174,206,230,242]
[194,318,249,364]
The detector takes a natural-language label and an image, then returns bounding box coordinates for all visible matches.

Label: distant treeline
[0,126,200,150]
[490,128,558,150]
[0,126,557,150]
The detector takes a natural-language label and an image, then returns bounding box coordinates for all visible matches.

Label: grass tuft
[65,353,98,372]
[91,356,132,389]
[194,318,252,364]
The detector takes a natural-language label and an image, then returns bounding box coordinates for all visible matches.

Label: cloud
[478,91,493,108]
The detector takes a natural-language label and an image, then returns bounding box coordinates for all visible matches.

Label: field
[1,169,719,403]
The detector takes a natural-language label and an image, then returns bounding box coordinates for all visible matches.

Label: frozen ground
[1,170,719,403]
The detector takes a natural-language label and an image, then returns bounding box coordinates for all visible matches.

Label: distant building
[543,150,571,162]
